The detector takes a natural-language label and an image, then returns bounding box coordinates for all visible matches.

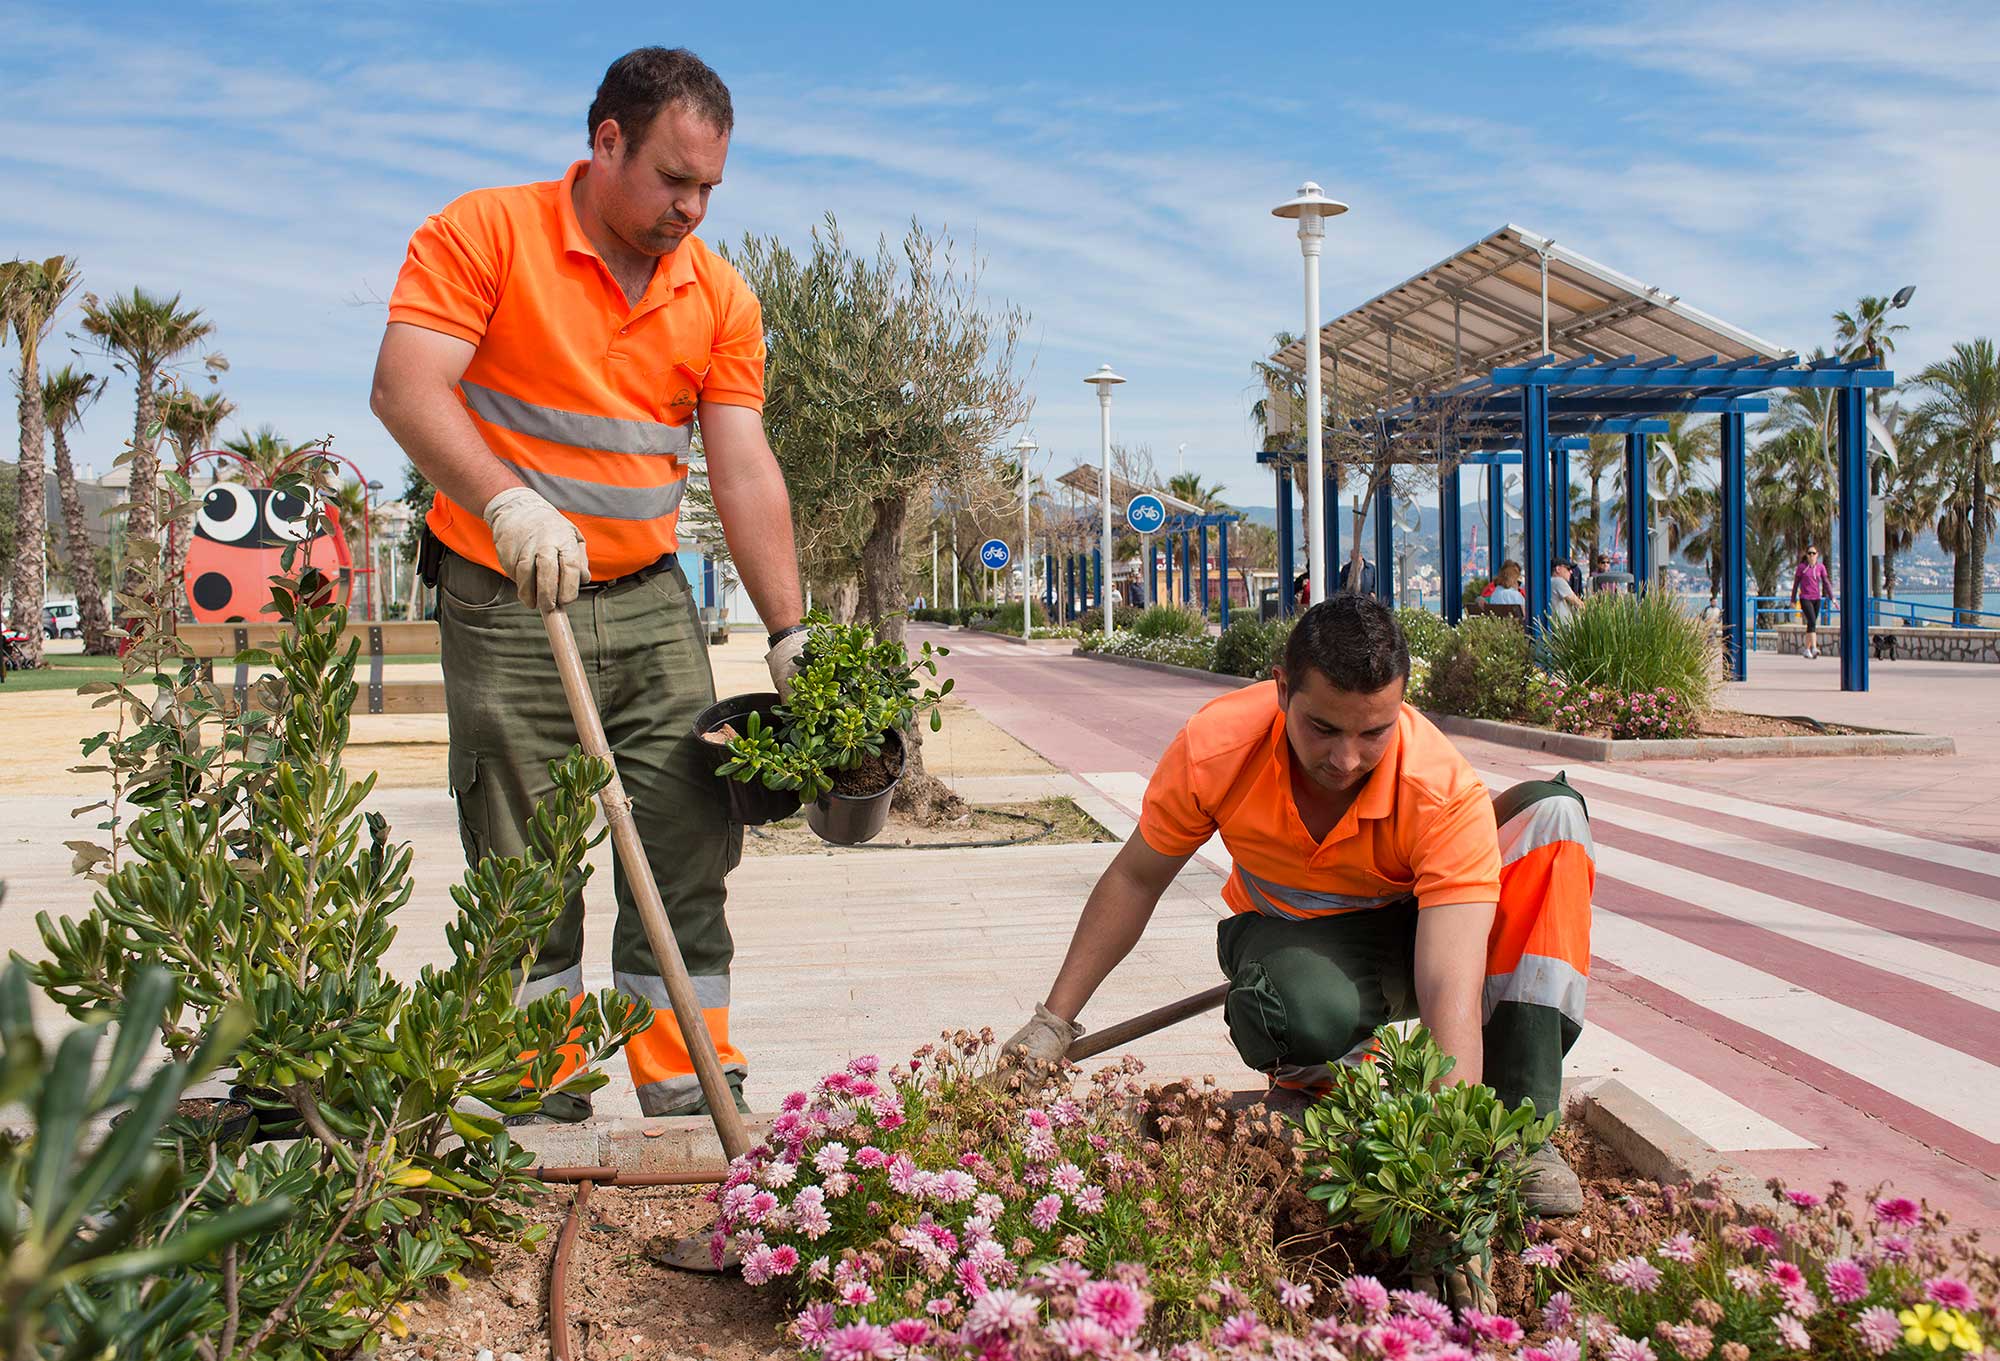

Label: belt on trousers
[440,540,680,594]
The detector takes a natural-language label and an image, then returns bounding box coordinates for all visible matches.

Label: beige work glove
[483,487,589,612]
[766,628,809,700]
[1001,1004,1082,1064]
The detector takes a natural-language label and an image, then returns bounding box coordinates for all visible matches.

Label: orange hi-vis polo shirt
[387,161,766,581]
[1139,682,1502,918]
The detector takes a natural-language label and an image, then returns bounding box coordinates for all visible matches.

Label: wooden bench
[179,620,447,715]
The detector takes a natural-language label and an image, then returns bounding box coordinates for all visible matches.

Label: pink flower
[954,1260,987,1299]
[1046,1318,1119,1357]
[1745,1225,1784,1254]
[840,1279,877,1307]
[1658,1232,1700,1264]
[973,1193,1005,1220]
[1077,1279,1147,1338]
[1074,1185,1107,1215]
[1855,1306,1902,1355]
[1925,1276,1976,1309]
[793,1302,838,1346]
[886,1319,930,1346]
[1877,1233,1914,1261]
[781,1090,810,1113]
[1466,1310,1524,1345]
[1784,1189,1823,1208]
[854,1145,888,1170]
[925,1295,957,1318]
[1373,1330,1417,1361]
[1050,1162,1086,1194]
[821,1323,895,1361]
[1049,1096,1083,1127]
[1608,1338,1656,1361]
[1604,1256,1663,1293]
[1024,1108,1052,1130]
[822,1170,855,1199]
[1216,1313,1266,1347]
[739,1244,776,1285]
[1871,1195,1920,1228]
[1522,1241,1565,1268]
[1391,1288,1450,1329]
[1726,1266,1764,1293]
[807,1255,831,1282]
[1343,1274,1391,1318]
[1767,1260,1806,1292]
[1774,1313,1810,1350]
[1276,1278,1314,1313]
[965,1288,1039,1338]
[1029,1193,1063,1231]
[768,1244,799,1274]
[932,1169,977,1204]
[761,1159,799,1189]
[1825,1257,1870,1303]
[886,1154,918,1194]
[848,1054,881,1077]
[1542,1291,1575,1333]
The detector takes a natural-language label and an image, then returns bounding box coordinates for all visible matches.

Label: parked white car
[42,602,81,639]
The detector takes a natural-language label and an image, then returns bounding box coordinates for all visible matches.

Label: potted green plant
[705,615,951,845]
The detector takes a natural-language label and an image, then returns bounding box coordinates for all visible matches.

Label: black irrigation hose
[745,805,1060,851]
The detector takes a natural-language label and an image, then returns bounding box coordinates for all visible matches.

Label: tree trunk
[50,425,113,654]
[858,490,964,823]
[119,363,163,602]
[1588,473,1603,558]
[9,338,48,667]
[1883,547,1898,597]
[1973,464,1989,617]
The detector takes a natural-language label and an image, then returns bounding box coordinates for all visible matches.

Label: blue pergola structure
[1149,509,1243,625]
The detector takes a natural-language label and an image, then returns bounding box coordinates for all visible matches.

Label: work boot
[502,1091,594,1126]
[1518,1141,1584,1217]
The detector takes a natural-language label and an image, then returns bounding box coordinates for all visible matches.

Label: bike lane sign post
[1126,495,1165,605]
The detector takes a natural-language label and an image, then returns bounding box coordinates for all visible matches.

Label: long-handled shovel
[540,605,751,1165]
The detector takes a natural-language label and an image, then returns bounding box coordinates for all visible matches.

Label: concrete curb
[1423,711,1955,761]
[1068,649,1256,688]
[1577,1080,1766,1204]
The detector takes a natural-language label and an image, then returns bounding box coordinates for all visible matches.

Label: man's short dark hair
[587,47,734,150]
[1281,594,1410,694]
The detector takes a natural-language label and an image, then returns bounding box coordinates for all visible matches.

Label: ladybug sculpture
[184,482,352,623]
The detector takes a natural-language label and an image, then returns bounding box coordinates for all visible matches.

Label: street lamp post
[1013,435,1038,642]
[365,478,384,620]
[1273,182,1348,605]
[1867,285,1916,598]
[1084,365,1126,638]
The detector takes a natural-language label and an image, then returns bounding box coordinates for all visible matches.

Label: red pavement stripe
[1590,820,2000,970]
[1593,958,2000,1176]
[1591,869,2000,1068]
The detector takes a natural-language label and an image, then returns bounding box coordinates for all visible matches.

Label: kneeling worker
[1003,595,1593,1214]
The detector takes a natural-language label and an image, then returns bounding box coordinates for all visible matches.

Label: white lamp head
[1011,435,1039,457]
[1083,364,1126,390]
[1272,181,1348,241]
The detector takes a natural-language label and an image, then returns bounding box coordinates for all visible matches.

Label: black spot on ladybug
[192,572,233,611]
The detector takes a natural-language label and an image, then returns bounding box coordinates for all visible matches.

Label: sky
[4,0,1997,508]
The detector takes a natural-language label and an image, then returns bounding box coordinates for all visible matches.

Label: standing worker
[1001,595,1594,1215]
[370,48,806,1119]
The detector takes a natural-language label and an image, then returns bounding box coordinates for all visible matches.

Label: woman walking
[1791,544,1832,659]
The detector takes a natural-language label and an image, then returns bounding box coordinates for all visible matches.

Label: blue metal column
[1838,385,1870,692]
[701,554,716,608]
[1721,411,1748,682]
[1441,461,1464,624]
[1180,533,1192,606]
[1522,387,1551,624]
[1373,475,1394,605]
[1325,465,1341,589]
[1625,433,1651,589]
[1044,554,1054,610]
[1198,527,1211,612]
[1147,540,1158,606]
[1218,521,1232,630]
[1275,466,1296,618]
[1551,442,1572,565]
[1093,549,1103,616]
[1487,464,1504,574]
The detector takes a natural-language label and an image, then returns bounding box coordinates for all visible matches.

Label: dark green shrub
[1395,606,1452,663]
[1212,617,1294,679]
[1417,615,1532,720]
[1130,604,1209,639]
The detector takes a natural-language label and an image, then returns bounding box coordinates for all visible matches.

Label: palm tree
[222,424,296,483]
[159,388,237,588]
[2,256,81,667]
[1833,296,1909,412]
[41,365,114,654]
[80,289,219,598]
[1756,363,1841,563]
[1866,403,1938,599]
[1612,414,1715,581]
[1910,339,2000,614]
[1577,434,1621,558]
[1166,472,1226,510]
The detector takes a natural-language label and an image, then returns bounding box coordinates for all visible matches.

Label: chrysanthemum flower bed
[710,1038,1998,1360]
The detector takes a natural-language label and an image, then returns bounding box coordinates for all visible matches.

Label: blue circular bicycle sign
[979,538,1012,570]
[1126,494,1166,534]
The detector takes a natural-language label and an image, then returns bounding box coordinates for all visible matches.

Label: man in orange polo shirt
[370,48,805,1119]
[1003,595,1593,1213]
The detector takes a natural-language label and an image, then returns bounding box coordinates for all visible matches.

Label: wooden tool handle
[1063,983,1229,1062]
[541,606,751,1162]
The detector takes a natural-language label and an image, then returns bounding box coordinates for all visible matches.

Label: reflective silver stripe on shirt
[462,380,694,457]
[1496,792,1594,867]
[517,961,584,1004]
[615,969,731,1011]
[505,461,686,522]
[1236,864,1406,919]
[1483,952,1589,1028]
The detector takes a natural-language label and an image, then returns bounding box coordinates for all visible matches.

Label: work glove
[1000,1004,1082,1065]
[766,628,809,700]
[483,487,589,612]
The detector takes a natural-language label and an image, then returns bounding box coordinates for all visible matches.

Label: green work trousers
[435,550,746,1116]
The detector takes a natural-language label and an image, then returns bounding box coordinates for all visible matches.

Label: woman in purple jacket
[1791,544,1833,659]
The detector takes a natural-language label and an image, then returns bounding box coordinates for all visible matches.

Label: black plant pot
[113,1095,259,1147]
[693,692,804,826]
[805,728,903,847]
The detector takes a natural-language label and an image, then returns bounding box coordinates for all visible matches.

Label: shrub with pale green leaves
[1395,607,1452,664]
[1413,616,1532,721]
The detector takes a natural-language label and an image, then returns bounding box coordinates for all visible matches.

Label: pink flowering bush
[1525,679,1698,741]
[710,1033,1302,1348]
[1520,1179,1997,1360]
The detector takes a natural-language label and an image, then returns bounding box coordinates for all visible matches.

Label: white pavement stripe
[1563,1025,1816,1152]
[1554,787,2000,944]
[1536,764,2000,881]
[1591,909,2000,1142]
[1473,769,2000,1005]
[1082,772,1232,880]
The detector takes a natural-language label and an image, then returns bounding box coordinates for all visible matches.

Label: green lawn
[0,651,437,695]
